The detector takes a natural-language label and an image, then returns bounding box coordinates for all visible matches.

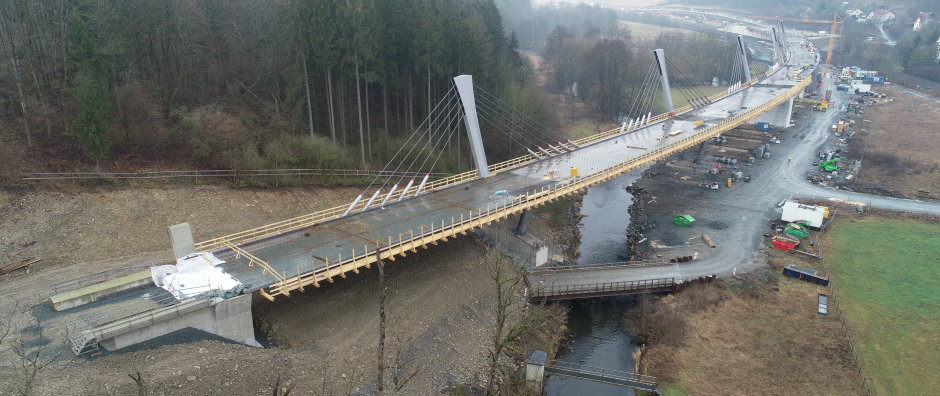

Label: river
[544,171,645,395]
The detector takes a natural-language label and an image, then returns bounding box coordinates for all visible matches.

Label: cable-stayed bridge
[57,31,818,354]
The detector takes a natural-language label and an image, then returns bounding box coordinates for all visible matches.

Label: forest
[0,0,756,178]
[0,0,557,175]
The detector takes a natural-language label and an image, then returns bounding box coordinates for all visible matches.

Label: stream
[544,171,645,395]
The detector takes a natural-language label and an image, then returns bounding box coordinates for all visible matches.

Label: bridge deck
[214,71,809,298]
[182,36,821,299]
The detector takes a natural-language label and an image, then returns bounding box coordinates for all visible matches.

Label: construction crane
[796,97,829,111]
[750,13,843,77]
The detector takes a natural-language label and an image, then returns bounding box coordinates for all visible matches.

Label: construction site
[1,5,939,396]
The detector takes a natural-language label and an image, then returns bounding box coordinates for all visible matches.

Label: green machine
[818,157,847,172]
[785,223,809,239]
[673,214,695,227]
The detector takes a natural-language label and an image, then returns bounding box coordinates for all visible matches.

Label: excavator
[818,157,846,172]
[797,97,829,111]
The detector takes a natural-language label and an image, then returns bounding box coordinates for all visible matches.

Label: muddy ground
[0,184,571,394]
[846,85,940,199]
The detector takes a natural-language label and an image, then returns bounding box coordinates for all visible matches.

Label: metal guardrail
[546,361,658,391]
[50,259,162,295]
[530,258,672,274]
[67,296,214,355]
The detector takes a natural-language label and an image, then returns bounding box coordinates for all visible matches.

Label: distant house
[846,9,864,19]
[913,12,934,31]
[868,9,896,23]
[936,37,940,61]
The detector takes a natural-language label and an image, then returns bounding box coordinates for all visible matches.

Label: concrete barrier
[51,269,153,311]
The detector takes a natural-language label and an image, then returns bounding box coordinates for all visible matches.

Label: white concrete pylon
[737,35,753,83]
[453,75,490,178]
[653,49,675,114]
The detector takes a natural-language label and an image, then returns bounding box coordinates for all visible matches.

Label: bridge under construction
[53,27,820,355]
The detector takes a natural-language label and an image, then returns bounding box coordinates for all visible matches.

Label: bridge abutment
[98,293,260,352]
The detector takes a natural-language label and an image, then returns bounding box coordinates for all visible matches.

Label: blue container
[756,122,770,131]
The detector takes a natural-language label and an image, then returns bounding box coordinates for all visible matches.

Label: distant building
[936,37,940,61]
[913,12,934,31]
[846,9,864,19]
[868,9,896,23]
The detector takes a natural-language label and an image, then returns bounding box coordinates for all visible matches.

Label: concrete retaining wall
[99,294,260,351]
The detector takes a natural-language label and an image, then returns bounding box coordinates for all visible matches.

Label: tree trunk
[338,76,347,148]
[376,248,387,396]
[355,54,366,167]
[427,63,431,139]
[326,68,337,143]
[365,64,372,160]
[0,10,32,147]
[31,70,52,140]
[383,81,389,135]
[303,52,314,137]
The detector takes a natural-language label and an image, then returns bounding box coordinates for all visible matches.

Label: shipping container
[783,265,830,286]
[756,122,770,131]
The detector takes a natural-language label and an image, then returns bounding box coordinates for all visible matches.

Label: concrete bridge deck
[210,47,814,300]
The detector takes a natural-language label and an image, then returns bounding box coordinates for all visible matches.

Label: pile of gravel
[707,220,730,230]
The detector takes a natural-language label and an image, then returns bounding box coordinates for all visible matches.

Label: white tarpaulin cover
[152,252,242,300]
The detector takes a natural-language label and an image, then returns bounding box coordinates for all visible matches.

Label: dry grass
[851,85,940,198]
[635,277,861,395]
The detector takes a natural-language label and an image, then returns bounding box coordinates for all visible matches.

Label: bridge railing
[529,258,672,274]
[547,361,658,385]
[195,73,796,253]
[262,77,810,298]
[530,278,676,300]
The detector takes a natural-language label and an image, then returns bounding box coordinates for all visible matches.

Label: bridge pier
[755,96,794,129]
[514,209,532,236]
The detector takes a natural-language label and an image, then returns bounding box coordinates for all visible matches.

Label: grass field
[648,85,727,114]
[826,217,940,395]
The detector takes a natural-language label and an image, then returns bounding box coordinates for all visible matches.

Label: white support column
[737,35,752,83]
[413,173,430,197]
[397,178,415,202]
[379,184,399,208]
[653,49,675,114]
[771,27,780,66]
[361,189,382,211]
[453,75,490,178]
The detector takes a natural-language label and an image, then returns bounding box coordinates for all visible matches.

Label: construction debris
[1,257,42,275]
[701,233,716,248]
